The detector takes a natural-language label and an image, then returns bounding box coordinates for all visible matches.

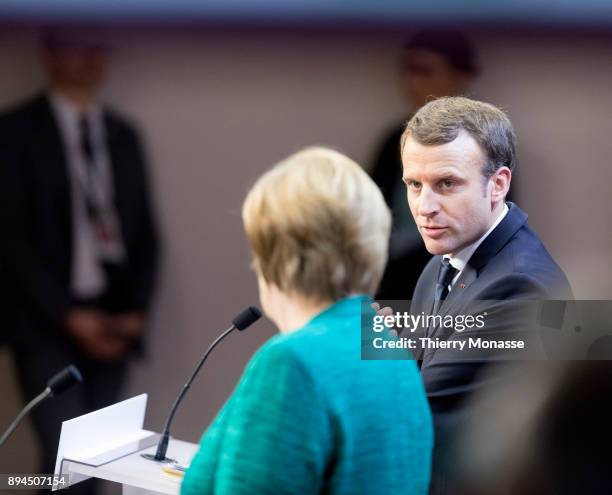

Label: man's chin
[423,240,450,256]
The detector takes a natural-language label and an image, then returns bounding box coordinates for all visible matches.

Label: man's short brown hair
[401,96,517,178]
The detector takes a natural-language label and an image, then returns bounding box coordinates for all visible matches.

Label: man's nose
[418,187,440,217]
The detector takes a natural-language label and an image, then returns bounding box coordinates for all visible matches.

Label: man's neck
[447,202,509,266]
[50,83,97,112]
[489,201,506,227]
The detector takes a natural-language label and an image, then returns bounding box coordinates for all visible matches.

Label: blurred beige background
[0,26,610,492]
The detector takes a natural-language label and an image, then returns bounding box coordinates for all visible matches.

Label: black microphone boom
[0,365,82,448]
[144,306,261,463]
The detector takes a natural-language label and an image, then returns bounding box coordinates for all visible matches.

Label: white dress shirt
[49,91,125,299]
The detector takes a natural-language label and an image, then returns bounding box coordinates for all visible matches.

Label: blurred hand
[371,302,398,336]
[65,308,129,361]
[371,302,394,318]
[107,311,146,340]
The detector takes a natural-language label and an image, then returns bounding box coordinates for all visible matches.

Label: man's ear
[491,166,512,204]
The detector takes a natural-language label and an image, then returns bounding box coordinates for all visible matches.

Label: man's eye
[407,180,422,190]
[440,179,455,188]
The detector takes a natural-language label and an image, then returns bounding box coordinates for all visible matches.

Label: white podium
[53,395,199,494]
[61,437,197,494]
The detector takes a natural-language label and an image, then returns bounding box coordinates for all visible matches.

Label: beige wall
[0,27,610,483]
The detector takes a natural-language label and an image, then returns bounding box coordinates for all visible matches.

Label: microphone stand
[0,389,51,448]
[0,365,82,449]
[142,325,237,463]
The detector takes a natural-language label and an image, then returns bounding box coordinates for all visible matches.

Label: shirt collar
[49,91,102,129]
[444,203,509,272]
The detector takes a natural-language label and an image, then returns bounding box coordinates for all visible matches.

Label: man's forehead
[402,162,466,180]
[402,49,450,70]
[401,132,484,172]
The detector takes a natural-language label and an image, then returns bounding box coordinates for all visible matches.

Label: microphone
[143,306,262,463]
[0,365,82,448]
[48,365,83,396]
[232,306,262,331]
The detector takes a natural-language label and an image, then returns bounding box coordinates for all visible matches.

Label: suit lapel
[466,202,528,271]
[104,112,122,190]
[30,95,73,245]
[104,112,129,239]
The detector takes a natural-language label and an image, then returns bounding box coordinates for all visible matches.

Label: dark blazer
[0,93,159,346]
[410,202,572,487]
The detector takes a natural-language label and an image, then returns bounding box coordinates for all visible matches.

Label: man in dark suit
[400,96,572,492]
[0,29,158,493]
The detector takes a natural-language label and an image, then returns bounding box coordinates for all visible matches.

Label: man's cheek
[407,201,418,219]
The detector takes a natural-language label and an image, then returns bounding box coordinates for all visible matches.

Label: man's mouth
[420,226,448,239]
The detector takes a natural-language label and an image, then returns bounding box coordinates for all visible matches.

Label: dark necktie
[433,258,458,314]
[78,115,99,220]
[79,115,94,163]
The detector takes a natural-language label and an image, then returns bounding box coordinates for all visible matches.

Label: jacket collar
[430,202,528,323]
[467,202,528,271]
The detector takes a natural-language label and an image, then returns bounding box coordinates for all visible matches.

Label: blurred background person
[181,147,433,495]
[370,29,479,300]
[0,28,159,493]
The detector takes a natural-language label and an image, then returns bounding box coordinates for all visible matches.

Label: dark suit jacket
[411,202,572,485]
[0,93,159,348]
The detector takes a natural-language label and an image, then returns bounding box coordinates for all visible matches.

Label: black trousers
[11,337,127,495]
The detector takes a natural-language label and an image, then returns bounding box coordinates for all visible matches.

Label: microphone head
[232,306,262,331]
[47,365,83,397]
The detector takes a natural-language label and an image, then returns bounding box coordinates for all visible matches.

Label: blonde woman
[181,147,433,495]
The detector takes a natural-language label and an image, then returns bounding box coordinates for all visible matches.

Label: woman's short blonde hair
[242,147,391,302]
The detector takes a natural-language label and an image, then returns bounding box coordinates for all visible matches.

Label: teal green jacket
[181,295,433,494]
